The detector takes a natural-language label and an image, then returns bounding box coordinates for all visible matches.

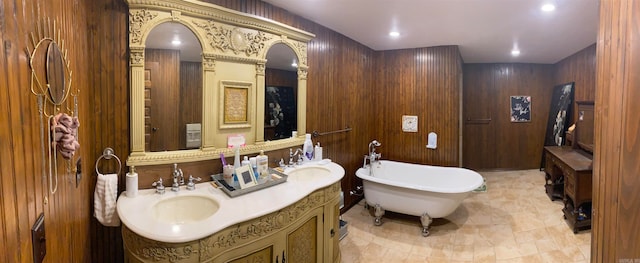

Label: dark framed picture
[235,165,257,189]
[544,82,574,146]
[510,96,532,122]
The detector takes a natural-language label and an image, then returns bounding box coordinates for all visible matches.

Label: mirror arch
[264,42,301,141]
[144,21,204,152]
[126,0,314,166]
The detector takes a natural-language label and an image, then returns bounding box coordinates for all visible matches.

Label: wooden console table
[544,146,593,233]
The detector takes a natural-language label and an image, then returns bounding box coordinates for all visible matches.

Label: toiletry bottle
[242,156,250,167]
[314,142,323,161]
[303,133,314,161]
[249,157,258,180]
[257,150,269,183]
[233,146,241,170]
[126,166,138,197]
[233,146,241,183]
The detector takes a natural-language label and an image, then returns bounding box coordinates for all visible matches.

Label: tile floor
[339,169,591,263]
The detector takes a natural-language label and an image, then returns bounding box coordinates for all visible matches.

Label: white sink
[152,195,219,224]
[286,166,332,181]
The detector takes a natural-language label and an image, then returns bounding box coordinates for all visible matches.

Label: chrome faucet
[151,178,165,194]
[171,163,184,192]
[363,140,382,170]
[186,175,201,191]
[289,148,304,166]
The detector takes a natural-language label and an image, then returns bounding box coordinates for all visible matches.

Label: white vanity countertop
[117,161,344,243]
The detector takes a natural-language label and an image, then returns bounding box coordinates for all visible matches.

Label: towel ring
[95,147,122,175]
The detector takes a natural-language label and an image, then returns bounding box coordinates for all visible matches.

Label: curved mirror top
[265,43,298,140]
[145,22,203,152]
[46,42,66,105]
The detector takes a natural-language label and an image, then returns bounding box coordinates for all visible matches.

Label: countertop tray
[211,168,288,198]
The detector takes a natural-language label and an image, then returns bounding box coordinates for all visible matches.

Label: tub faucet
[363,140,382,168]
[171,163,184,192]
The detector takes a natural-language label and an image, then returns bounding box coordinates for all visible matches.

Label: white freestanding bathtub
[355,160,484,236]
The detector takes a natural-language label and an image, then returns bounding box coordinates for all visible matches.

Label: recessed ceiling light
[389,31,400,37]
[511,49,521,56]
[171,39,181,45]
[291,61,298,68]
[541,3,556,12]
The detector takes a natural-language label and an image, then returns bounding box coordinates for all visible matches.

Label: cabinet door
[285,207,324,263]
[227,246,273,263]
[211,233,284,263]
[324,197,340,263]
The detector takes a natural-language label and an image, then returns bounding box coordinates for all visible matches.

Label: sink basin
[287,166,332,181]
[152,195,219,224]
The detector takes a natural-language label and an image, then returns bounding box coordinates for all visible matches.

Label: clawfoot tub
[356,160,483,236]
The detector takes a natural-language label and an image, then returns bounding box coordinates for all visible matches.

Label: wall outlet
[31,213,46,263]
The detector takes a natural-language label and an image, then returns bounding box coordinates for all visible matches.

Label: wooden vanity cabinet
[218,207,324,263]
[542,101,594,233]
[122,182,342,263]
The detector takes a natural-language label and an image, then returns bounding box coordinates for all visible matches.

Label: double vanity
[117,162,344,263]
[118,0,341,261]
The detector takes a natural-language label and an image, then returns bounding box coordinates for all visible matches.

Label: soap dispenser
[314,142,323,161]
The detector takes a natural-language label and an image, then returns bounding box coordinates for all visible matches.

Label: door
[463,64,497,169]
[145,58,179,152]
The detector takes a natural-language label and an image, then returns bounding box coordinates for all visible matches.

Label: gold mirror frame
[126,0,314,166]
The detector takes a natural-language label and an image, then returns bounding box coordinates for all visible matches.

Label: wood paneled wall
[0,0,93,262]
[592,0,640,261]
[374,46,463,166]
[463,64,555,169]
[85,0,129,262]
[266,68,298,88]
[180,61,203,149]
[0,0,608,262]
[554,44,597,123]
[554,44,597,102]
[145,49,180,151]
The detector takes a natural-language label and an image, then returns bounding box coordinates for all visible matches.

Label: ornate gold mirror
[126,0,314,166]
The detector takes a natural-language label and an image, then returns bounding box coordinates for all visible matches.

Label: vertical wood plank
[593,0,640,261]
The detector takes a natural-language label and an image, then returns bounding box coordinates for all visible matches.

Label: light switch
[31,213,46,263]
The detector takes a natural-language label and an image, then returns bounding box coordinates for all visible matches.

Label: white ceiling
[262,0,600,64]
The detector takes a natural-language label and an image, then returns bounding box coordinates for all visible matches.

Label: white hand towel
[94,173,120,227]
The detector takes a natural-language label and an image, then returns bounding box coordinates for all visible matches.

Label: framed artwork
[219,81,252,129]
[540,82,575,170]
[402,115,418,132]
[510,96,532,122]
[544,82,574,147]
[235,165,257,189]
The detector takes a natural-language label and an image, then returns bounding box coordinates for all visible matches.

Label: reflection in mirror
[46,42,66,105]
[265,43,298,140]
[145,22,203,152]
